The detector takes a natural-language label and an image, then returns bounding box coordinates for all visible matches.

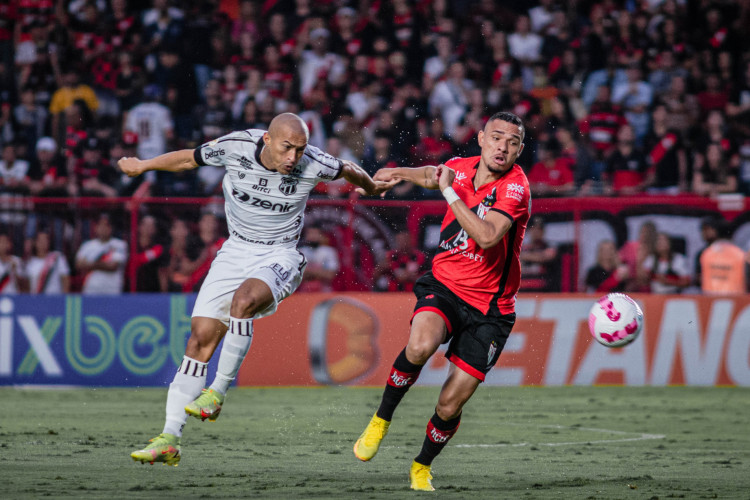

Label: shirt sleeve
[194,130,250,167]
[490,173,530,223]
[305,144,343,182]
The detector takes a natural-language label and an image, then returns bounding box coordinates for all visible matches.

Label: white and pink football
[588,293,643,348]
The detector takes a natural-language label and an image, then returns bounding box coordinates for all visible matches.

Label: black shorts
[412,272,515,382]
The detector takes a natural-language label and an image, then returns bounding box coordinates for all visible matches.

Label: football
[588,293,644,348]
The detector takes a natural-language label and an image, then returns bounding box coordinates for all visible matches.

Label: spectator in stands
[585,240,629,293]
[124,84,173,161]
[424,34,454,81]
[127,215,167,292]
[520,216,558,292]
[580,84,627,182]
[0,232,27,294]
[162,217,195,292]
[114,52,145,113]
[644,104,688,194]
[603,124,649,195]
[555,126,596,195]
[0,142,30,193]
[693,142,739,196]
[180,212,225,293]
[508,14,542,67]
[74,137,118,197]
[193,79,232,143]
[141,0,184,57]
[298,226,340,293]
[429,60,474,139]
[697,73,730,116]
[28,137,70,197]
[13,86,47,153]
[642,232,691,294]
[373,229,426,292]
[26,229,69,294]
[611,62,654,143]
[620,220,657,293]
[49,69,99,143]
[700,223,749,295]
[410,118,455,168]
[298,28,346,99]
[75,213,128,295]
[694,217,722,288]
[527,140,575,197]
[660,75,700,135]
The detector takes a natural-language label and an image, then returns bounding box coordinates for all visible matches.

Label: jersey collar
[255,136,274,172]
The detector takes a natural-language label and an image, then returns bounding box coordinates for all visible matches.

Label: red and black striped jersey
[432,156,531,315]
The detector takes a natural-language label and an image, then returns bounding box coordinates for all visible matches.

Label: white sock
[209,317,253,396]
[162,356,208,437]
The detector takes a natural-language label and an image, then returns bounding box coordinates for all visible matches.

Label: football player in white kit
[120,113,395,465]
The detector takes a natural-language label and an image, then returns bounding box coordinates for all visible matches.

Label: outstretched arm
[437,164,512,249]
[118,149,198,177]
[340,160,397,196]
[373,166,440,190]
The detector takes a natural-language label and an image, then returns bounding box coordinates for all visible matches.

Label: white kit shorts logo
[506,182,524,202]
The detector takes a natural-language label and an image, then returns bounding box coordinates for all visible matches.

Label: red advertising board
[238,293,750,387]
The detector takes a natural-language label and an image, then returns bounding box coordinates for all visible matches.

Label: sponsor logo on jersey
[506,182,524,202]
[250,177,271,193]
[205,148,225,159]
[454,171,467,184]
[268,262,290,281]
[231,229,275,245]
[279,176,299,195]
[238,172,245,179]
[232,189,294,212]
[318,170,336,180]
[238,156,254,170]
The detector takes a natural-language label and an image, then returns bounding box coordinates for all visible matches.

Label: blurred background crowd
[0,0,749,294]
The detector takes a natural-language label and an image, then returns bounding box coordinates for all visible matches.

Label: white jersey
[125,102,173,160]
[0,255,25,294]
[27,251,70,294]
[194,129,343,248]
[75,237,128,294]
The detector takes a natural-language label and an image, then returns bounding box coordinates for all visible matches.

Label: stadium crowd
[0,0,749,294]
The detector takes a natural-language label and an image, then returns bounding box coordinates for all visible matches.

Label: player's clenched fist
[118,157,142,177]
[435,164,455,191]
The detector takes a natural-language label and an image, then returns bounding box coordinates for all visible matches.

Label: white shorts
[192,238,306,324]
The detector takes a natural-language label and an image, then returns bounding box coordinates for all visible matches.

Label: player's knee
[230,292,268,318]
[435,398,463,421]
[405,339,438,365]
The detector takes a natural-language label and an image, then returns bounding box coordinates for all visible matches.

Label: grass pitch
[1,386,748,499]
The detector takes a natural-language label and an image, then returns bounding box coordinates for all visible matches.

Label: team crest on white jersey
[279,176,299,195]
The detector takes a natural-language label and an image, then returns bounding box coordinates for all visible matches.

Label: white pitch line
[452,423,665,448]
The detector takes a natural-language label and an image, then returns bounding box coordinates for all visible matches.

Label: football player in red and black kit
[353,112,531,491]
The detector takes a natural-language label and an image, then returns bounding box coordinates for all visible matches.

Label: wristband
[442,187,460,205]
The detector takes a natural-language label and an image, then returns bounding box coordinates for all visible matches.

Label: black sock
[414,412,462,466]
[376,348,422,421]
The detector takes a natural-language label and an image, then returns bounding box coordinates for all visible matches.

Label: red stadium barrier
[238,292,750,387]
[11,194,750,293]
